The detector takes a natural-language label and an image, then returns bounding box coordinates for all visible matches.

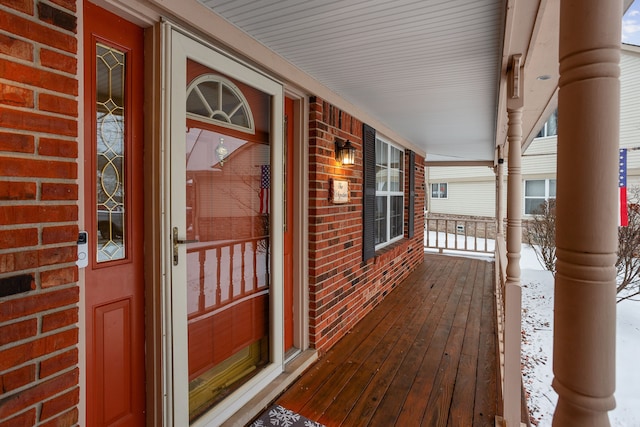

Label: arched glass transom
[186,74,255,134]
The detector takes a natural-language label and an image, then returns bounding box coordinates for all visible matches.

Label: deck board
[274,253,498,427]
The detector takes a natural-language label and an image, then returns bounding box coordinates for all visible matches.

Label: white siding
[620,46,640,184]
[428,179,496,217]
[428,165,495,181]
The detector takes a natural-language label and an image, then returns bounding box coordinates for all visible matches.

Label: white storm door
[165,26,284,426]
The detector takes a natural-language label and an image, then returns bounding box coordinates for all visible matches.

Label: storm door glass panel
[185,60,271,422]
[96,44,126,262]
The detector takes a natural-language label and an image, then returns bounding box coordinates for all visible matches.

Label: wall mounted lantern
[335,138,356,165]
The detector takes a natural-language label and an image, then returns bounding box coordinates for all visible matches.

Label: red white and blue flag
[260,164,270,214]
[619,148,628,227]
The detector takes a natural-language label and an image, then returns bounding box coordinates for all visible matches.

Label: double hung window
[375,137,404,247]
[524,179,556,214]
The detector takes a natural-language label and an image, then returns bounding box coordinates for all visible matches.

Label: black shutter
[362,123,376,261]
[407,150,415,238]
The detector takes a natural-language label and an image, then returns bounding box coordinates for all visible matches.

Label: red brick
[0,337,45,372]
[0,206,76,226]
[0,369,78,420]
[39,348,77,379]
[0,131,34,153]
[0,329,77,372]
[1,0,34,15]
[38,93,77,117]
[0,107,76,137]
[0,227,38,249]
[0,408,36,427]
[42,307,77,333]
[38,137,78,158]
[0,251,38,273]
[0,180,37,200]
[0,33,33,61]
[40,266,77,288]
[38,246,76,267]
[0,156,77,179]
[49,0,76,13]
[0,61,77,96]
[40,205,78,223]
[41,182,77,200]
[40,48,76,74]
[39,408,77,427]
[0,10,75,54]
[37,3,76,33]
[0,82,34,109]
[42,224,78,245]
[0,205,38,225]
[40,388,78,420]
[0,364,35,393]
[0,318,37,346]
[0,286,79,323]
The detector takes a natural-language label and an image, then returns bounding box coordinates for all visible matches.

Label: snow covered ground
[521,244,640,426]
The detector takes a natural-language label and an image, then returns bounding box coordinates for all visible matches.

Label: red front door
[83,2,146,425]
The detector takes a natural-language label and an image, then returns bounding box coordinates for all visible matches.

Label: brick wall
[0,1,79,426]
[308,97,425,352]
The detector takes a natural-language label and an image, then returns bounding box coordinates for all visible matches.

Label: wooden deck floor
[274,253,498,427]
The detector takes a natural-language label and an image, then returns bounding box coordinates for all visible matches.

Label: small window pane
[526,198,546,215]
[390,196,403,239]
[525,180,545,197]
[431,183,447,198]
[547,111,558,137]
[375,196,386,245]
[549,179,557,197]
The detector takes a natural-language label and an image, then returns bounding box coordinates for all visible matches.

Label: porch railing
[186,236,269,320]
[424,217,495,254]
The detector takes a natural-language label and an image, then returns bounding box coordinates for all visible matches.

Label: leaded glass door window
[96,43,126,262]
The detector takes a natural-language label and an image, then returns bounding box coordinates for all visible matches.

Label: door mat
[249,404,325,427]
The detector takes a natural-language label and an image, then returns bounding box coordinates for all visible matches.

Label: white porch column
[552,1,620,425]
[504,54,523,426]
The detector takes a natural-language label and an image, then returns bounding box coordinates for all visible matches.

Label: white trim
[164,24,284,426]
[374,135,405,251]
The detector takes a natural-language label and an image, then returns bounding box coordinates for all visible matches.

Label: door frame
[162,24,285,426]
[284,89,310,357]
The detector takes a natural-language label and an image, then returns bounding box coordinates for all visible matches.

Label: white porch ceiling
[196,0,546,163]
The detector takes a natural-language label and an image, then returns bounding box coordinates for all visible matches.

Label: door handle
[173,227,199,265]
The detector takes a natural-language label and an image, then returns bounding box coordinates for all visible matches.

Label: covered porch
[238,253,514,426]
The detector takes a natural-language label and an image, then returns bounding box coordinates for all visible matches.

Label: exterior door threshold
[221,349,318,426]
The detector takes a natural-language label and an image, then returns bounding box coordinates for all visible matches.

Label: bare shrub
[525,200,556,276]
[525,188,640,303]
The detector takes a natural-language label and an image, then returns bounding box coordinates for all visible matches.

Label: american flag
[260,164,270,214]
[619,148,628,227]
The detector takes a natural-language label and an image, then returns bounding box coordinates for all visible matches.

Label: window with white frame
[535,110,558,138]
[374,136,404,247]
[524,179,556,215]
[431,183,448,199]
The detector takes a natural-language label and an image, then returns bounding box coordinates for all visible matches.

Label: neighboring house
[428,43,640,219]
